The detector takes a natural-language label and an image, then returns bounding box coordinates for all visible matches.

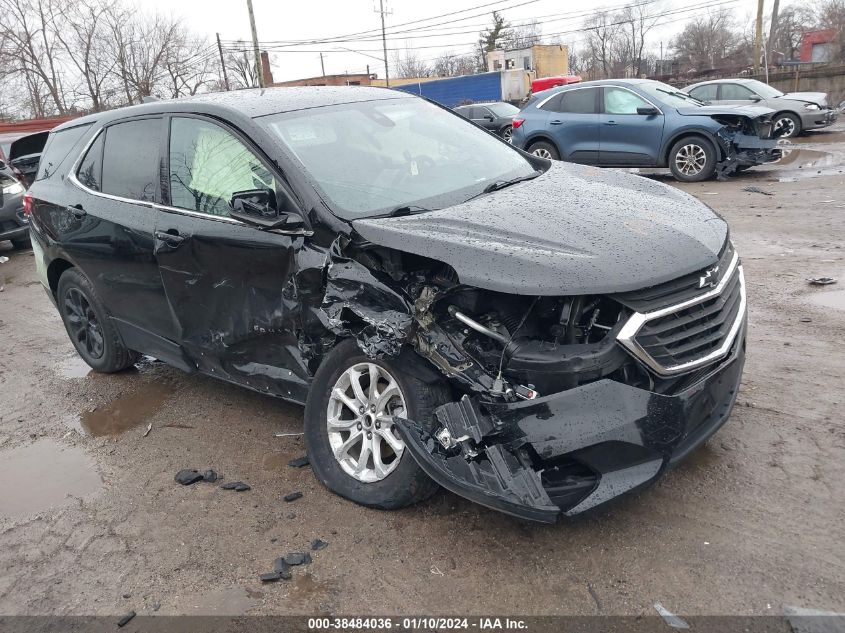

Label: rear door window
[720,83,756,100]
[76,133,105,192]
[36,124,92,181]
[689,84,718,101]
[101,118,162,202]
[545,88,598,114]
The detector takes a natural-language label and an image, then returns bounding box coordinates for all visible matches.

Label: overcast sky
[142,0,768,82]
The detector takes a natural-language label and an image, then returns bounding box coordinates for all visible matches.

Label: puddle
[78,380,175,436]
[769,146,845,181]
[290,573,336,600]
[184,585,259,615]
[57,355,92,379]
[809,289,845,311]
[0,439,101,520]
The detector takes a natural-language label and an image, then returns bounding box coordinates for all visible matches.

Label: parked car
[27,87,746,522]
[683,78,837,138]
[5,131,49,187]
[511,78,781,181]
[0,162,29,249]
[454,101,520,142]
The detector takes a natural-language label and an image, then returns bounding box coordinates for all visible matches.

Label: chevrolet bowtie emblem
[699,266,719,289]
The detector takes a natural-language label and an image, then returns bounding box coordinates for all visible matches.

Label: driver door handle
[154,230,187,247]
[604,120,619,126]
[550,119,563,125]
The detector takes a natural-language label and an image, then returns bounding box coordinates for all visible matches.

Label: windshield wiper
[656,88,705,105]
[384,204,436,217]
[476,170,543,197]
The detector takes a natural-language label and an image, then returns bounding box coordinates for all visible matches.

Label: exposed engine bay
[320,234,747,522]
[710,113,782,179]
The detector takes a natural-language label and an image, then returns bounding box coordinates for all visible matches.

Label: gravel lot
[1,130,843,617]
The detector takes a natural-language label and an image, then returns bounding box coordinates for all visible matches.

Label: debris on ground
[288,456,310,468]
[202,469,218,483]
[807,277,837,285]
[743,186,774,196]
[274,431,304,437]
[273,557,292,578]
[259,572,285,582]
[142,423,152,437]
[286,513,296,519]
[800,317,813,322]
[283,552,312,566]
[117,611,136,627]
[174,469,204,485]
[0,256,8,264]
[283,491,303,502]
[220,481,250,491]
[653,602,690,629]
[310,539,328,551]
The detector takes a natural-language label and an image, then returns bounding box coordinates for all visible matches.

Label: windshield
[639,82,706,107]
[260,97,536,219]
[486,102,520,117]
[744,80,784,98]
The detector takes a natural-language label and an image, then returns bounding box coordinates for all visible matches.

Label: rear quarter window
[101,118,162,202]
[36,124,93,181]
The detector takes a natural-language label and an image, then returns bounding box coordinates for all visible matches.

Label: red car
[531,75,581,94]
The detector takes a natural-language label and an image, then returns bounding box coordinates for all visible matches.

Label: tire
[57,268,139,373]
[773,112,801,138]
[11,235,31,250]
[669,136,717,182]
[304,339,451,510]
[500,125,513,143]
[527,140,560,160]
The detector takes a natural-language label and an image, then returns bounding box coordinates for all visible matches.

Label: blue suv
[511,79,781,181]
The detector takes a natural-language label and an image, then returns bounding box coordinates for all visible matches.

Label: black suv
[454,102,520,142]
[28,87,746,522]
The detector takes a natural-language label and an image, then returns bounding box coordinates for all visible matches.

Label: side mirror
[637,106,660,116]
[484,114,494,121]
[750,95,763,102]
[229,189,306,232]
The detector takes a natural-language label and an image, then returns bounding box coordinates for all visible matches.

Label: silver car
[683,78,837,138]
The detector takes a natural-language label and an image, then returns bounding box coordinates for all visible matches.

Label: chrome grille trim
[617,252,746,376]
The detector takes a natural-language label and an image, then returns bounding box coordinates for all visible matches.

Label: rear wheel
[501,125,513,143]
[527,140,560,160]
[669,136,717,182]
[304,339,451,510]
[773,112,801,138]
[57,268,139,373]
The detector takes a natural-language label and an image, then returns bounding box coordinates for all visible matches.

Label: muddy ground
[1,130,844,618]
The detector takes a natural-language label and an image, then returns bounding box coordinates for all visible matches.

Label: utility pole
[376,0,390,87]
[320,53,326,77]
[753,0,764,75]
[216,33,230,91]
[246,0,263,88]
[768,0,781,61]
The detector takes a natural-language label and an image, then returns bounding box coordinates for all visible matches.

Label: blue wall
[396,72,502,107]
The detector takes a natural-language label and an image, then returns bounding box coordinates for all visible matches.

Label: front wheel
[669,137,717,182]
[304,339,451,510]
[773,112,802,138]
[527,140,560,160]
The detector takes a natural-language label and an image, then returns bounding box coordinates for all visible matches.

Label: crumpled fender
[321,238,414,358]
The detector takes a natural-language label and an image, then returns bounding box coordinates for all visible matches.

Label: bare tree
[0,0,70,114]
[583,11,622,78]
[432,50,480,77]
[479,11,512,61]
[224,41,258,89]
[671,9,741,71]
[392,42,430,79]
[503,19,541,50]
[619,2,663,76]
[163,31,215,98]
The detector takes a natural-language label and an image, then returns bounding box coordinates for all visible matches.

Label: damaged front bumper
[395,327,745,523]
[715,132,781,179]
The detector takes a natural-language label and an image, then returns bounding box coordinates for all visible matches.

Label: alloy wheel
[326,362,407,483]
[674,143,707,176]
[503,127,513,143]
[532,147,553,159]
[774,116,797,138]
[64,288,105,359]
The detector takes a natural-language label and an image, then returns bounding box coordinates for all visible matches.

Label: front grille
[617,250,746,376]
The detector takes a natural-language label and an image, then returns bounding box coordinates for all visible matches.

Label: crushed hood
[676,104,774,118]
[777,91,828,107]
[351,162,728,296]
